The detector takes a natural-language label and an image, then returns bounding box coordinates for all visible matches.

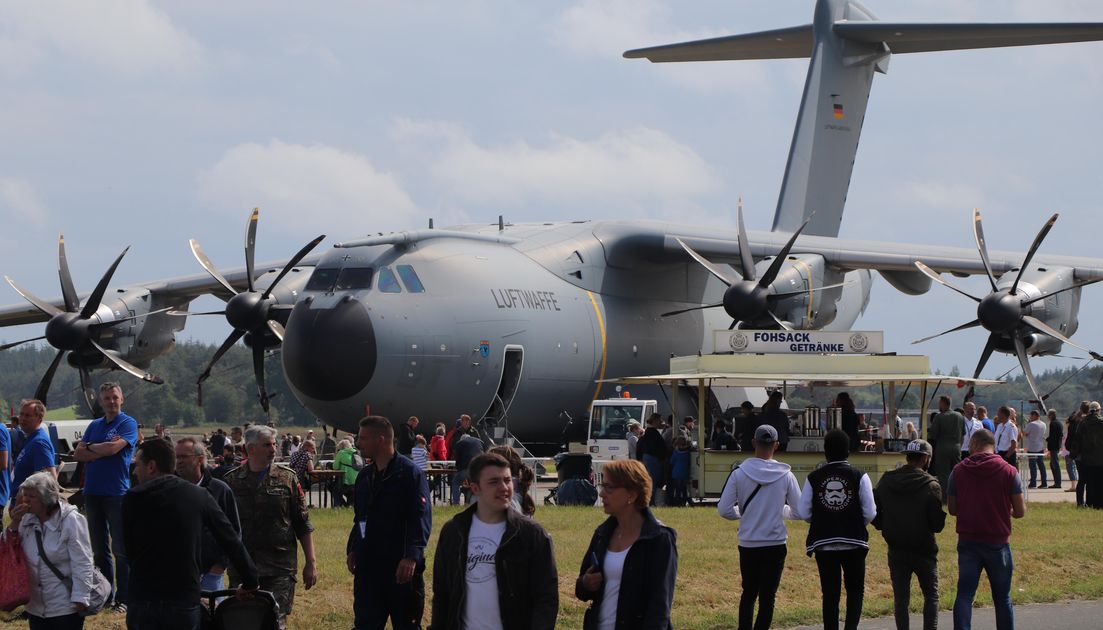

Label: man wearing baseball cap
[873,439,946,630]
[718,424,803,630]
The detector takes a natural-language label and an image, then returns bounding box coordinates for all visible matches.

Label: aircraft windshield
[336,267,373,290]
[590,404,645,440]
[305,267,339,292]
[396,265,425,293]
[377,267,401,293]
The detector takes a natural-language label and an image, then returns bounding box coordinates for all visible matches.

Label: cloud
[196,140,419,238]
[0,177,49,226]
[392,118,723,220]
[550,0,774,92]
[0,0,203,76]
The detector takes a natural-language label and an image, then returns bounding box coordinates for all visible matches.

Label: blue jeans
[1028,454,1047,486]
[1066,455,1078,481]
[953,541,1014,630]
[450,470,469,505]
[126,600,201,630]
[199,571,225,592]
[85,494,128,605]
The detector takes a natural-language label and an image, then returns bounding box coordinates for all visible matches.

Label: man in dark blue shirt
[10,399,56,491]
[73,382,139,610]
[347,416,432,630]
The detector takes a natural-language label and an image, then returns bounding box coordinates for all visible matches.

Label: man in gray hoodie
[873,439,946,630]
[718,424,803,630]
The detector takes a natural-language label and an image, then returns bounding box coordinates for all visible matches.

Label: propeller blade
[261,234,325,300]
[758,218,811,288]
[1021,315,1103,361]
[1021,277,1103,307]
[189,239,238,296]
[767,310,794,331]
[89,339,163,384]
[1041,358,1096,402]
[78,364,102,417]
[267,320,285,342]
[79,247,130,319]
[5,276,63,317]
[197,329,246,385]
[972,208,999,292]
[770,281,850,299]
[913,261,981,303]
[964,333,999,402]
[34,350,66,404]
[1010,213,1058,295]
[912,319,981,345]
[167,310,226,317]
[253,344,270,413]
[0,335,46,351]
[57,234,80,313]
[661,303,723,318]
[245,208,259,293]
[1012,335,1047,412]
[736,207,755,281]
[673,237,740,286]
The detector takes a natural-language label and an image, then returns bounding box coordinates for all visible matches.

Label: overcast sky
[2,0,1102,383]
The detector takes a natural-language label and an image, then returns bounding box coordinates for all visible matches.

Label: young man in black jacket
[123,438,259,630]
[799,429,876,630]
[873,439,946,630]
[430,453,558,630]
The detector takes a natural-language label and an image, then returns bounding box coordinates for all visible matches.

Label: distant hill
[0,341,317,427]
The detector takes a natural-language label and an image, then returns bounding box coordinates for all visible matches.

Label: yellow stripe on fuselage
[587,291,607,401]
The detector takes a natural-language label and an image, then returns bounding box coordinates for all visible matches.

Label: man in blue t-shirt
[10,399,57,492]
[73,382,139,610]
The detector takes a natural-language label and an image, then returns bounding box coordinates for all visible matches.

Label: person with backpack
[800,430,876,630]
[718,425,803,630]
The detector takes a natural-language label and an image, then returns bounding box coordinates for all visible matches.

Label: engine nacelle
[755,253,847,330]
[996,264,1081,357]
[72,288,186,369]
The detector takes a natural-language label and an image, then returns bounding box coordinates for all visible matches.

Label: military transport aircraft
[3,0,1103,451]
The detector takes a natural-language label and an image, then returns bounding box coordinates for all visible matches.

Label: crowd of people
[3,384,1103,630]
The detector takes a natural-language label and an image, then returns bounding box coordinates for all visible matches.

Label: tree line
[0,342,317,427]
[785,361,1103,416]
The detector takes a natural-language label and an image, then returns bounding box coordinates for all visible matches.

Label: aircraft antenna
[498,215,505,231]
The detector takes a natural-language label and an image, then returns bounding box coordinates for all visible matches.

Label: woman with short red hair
[575,459,678,629]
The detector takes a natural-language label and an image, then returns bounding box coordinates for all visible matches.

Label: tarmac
[785,599,1103,629]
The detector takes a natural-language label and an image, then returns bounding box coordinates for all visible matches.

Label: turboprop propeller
[187,209,324,413]
[912,209,1103,411]
[1,235,164,411]
[663,208,845,330]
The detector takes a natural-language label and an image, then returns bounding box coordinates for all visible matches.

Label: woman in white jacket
[8,471,95,629]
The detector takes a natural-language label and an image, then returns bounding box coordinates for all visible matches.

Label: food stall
[600,334,1001,500]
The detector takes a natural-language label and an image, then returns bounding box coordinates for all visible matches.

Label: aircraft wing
[591,221,1103,281]
[0,254,322,327]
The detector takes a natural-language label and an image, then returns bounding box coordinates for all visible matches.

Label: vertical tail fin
[624,0,1103,238]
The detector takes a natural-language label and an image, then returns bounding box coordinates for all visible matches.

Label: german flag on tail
[833,103,844,120]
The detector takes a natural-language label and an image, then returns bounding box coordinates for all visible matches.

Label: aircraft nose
[282,297,376,401]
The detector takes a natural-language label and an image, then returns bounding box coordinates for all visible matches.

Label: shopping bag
[0,529,31,612]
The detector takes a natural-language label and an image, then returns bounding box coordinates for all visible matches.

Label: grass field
[4,503,1101,629]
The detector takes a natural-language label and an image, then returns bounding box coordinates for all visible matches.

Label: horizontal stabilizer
[834,21,1103,54]
[623,25,812,62]
[624,21,1103,63]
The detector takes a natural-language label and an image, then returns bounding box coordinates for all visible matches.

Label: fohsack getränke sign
[714,330,884,355]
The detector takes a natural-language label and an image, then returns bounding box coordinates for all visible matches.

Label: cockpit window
[305,267,339,292]
[377,267,402,293]
[336,267,373,291]
[396,265,425,293]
